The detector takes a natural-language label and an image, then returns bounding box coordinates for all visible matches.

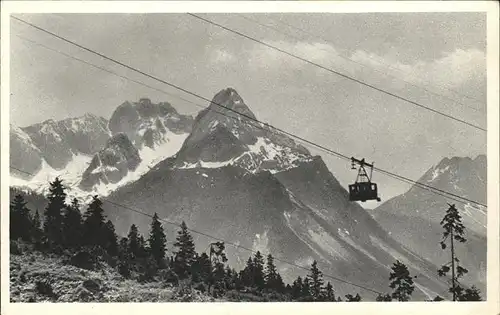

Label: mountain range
[9,88,486,300]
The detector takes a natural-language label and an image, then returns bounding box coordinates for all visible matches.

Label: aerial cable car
[348,157,381,202]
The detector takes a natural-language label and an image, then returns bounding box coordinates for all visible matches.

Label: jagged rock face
[21,114,110,170]
[80,133,141,190]
[174,88,311,174]
[108,98,193,149]
[372,155,487,293]
[10,126,43,179]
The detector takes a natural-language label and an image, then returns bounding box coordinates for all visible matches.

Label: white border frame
[1,2,499,315]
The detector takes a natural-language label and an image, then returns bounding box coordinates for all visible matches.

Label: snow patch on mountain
[87,132,188,197]
[10,154,93,202]
[428,165,450,182]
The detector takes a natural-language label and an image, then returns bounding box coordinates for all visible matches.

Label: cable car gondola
[348,157,381,202]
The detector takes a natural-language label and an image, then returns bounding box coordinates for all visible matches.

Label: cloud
[244,39,485,100]
[350,48,486,93]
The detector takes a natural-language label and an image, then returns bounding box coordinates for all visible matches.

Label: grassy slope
[9,242,217,303]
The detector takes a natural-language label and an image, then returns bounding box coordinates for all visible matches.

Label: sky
[9,13,487,206]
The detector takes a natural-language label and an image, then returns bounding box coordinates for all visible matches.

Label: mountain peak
[209,88,256,120]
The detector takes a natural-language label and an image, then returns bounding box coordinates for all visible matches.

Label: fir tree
[209,242,229,293]
[265,254,278,290]
[389,260,415,301]
[148,213,167,266]
[291,276,303,299]
[82,196,107,249]
[302,277,311,298]
[118,237,130,260]
[345,293,362,302]
[308,260,324,300]
[324,282,336,301]
[62,198,83,248]
[438,204,471,301]
[376,293,393,301]
[460,286,482,301]
[32,209,43,243]
[192,252,211,283]
[241,257,255,287]
[127,224,141,259]
[252,251,265,290]
[10,194,32,241]
[43,177,66,246]
[103,220,118,257]
[173,221,197,279]
[275,273,285,293]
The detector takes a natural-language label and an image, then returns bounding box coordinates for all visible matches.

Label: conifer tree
[43,177,67,246]
[438,204,472,301]
[173,221,197,278]
[192,252,211,283]
[345,293,362,301]
[252,251,265,290]
[291,276,303,299]
[82,196,107,249]
[118,237,130,260]
[10,194,32,241]
[324,282,336,301]
[103,220,119,257]
[302,277,311,298]
[265,254,278,290]
[127,224,141,259]
[308,260,324,300]
[148,213,167,266]
[62,198,83,248]
[208,242,229,293]
[460,286,482,301]
[275,273,285,293]
[376,293,393,301]
[32,209,43,243]
[241,257,255,287]
[389,260,415,301]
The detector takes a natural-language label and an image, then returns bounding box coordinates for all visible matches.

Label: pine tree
[252,251,265,290]
[10,194,32,241]
[460,286,482,301]
[209,242,229,293]
[345,293,362,302]
[302,277,311,298]
[438,203,472,301]
[291,276,303,299]
[127,224,141,259]
[241,257,255,287]
[265,254,278,290]
[389,260,415,301]
[192,252,211,284]
[82,196,107,249]
[173,221,197,279]
[43,177,66,246]
[308,260,324,300]
[62,198,83,248]
[32,209,43,243]
[275,273,285,293]
[376,293,393,301]
[148,213,167,266]
[324,282,336,301]
[103,220,118,257]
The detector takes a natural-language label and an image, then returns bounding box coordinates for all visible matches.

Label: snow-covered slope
[10,99,194,204]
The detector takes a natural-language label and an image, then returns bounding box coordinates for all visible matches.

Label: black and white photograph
[1,1,499,312]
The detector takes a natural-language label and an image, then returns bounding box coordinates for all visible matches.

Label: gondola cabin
[348,157,381,202]
[348,182,380,202]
